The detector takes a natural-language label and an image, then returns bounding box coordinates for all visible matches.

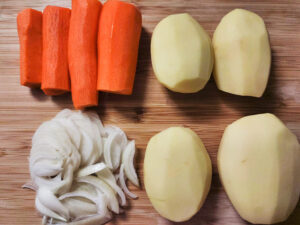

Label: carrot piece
[68,0,102,109]
[41,6,71,96]
[97,0,142,95]
[17,9,43,88]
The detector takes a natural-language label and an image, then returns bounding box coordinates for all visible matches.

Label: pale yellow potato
[151,13,214,93]
[144,127,212,222]
[218,114,300,224]
[213,9,271,97]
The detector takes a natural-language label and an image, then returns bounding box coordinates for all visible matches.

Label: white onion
[29,109,139,224]
[122,140,139,187]
[96,168,126,206]
[104,132,121,170]
[104,125,128,148]
[61,197,97,220]
[36,195,67,222]
[59,183,108,217]
[77,176,120,214]
[37,187,69,221]
[22,181,37,191]
[77,163,107,178]
[119,164,138,199]
[53,118,81,149]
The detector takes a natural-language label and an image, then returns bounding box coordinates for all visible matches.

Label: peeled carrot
[68,0,102,109]
[17,9,43,88]
[97,0,142,95]
[42,6,71,96]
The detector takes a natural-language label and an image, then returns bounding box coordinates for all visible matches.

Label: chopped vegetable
[41,6,71,96]
[77,163,107,177]
[68,0,102,109]
[97,0,142,95]
[122,140,139,187]
[28,109,139,224]
[17,8,43,87]
[119,164,138,199]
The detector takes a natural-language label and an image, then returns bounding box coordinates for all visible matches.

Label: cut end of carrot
[21,80,41,88]
[97,87,133,95]
[42,88,68,96]
[72,88,99,109]
[73,98,99,110]
[74,102,98,110]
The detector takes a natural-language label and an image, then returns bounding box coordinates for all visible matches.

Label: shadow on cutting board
[166,80,224,122]
[30,88,49,101]
[217,48,280,117]
[98,27,152,121]
[167,49,280,122]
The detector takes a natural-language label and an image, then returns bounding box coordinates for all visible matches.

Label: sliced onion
[77,163,107,178]
[42,216,47,225]
[78,130,96,166]
[37,187,69,220]
[36,196,67,222]
[22,182,37,191]
[103,132,117,169]
[104,125,128,148]
[86,111,106,137]
[96,168,126,206]
[54,109,74,119]
[119,164,138,199]
[61,197,97,219]
[53,118,81,149]
[122,140,139,187]
[58,183,107,216]
[85,111,104,157]
[66,213,112,225]
[29,109,140,224]
[104,132,123,170]
[32,159,62,177]
[77,176,119,214]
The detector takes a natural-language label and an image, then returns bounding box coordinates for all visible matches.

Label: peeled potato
[144,127,212,222]
[213,9,271,97]
[218,114,300,224]
[151,13,214,93]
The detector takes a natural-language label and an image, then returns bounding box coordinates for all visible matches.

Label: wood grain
[1,0,300,224]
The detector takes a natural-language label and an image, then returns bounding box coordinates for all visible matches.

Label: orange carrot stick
[17,9,43,88]
[68,0,102,109]
[42,6,71,96]
[97,0,142,95]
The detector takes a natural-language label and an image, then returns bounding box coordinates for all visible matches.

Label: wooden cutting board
[0,0,300,224]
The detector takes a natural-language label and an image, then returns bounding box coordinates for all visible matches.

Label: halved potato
[144,127,212,222]
[151,13,214,93]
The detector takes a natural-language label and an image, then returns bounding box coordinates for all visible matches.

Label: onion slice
[77,163,107,178]
[36,196,67,222]
[122,140,139,187]
[104,132,119,170]
[119,164,138,199]
[22,181,37,191]
[96,168,126,206]
[77,176,120,214]
[37,187,70,221]
[59,183,108,217]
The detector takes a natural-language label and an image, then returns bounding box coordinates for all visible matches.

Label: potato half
[144,127,212,222]
[218,114,300,224]
[151,13,214,93]
[213,9,271,97]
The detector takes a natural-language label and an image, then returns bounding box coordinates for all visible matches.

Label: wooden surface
[1,0,300,224]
